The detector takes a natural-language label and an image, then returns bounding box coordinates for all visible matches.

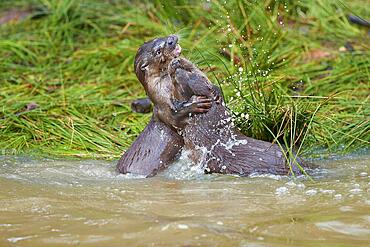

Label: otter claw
[214,94,222,104]
[190,95,212,112]
[179,95,212,117]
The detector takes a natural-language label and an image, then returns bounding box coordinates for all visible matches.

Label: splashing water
[160,150,205,180]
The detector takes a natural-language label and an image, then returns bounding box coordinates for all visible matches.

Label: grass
[0,0,369,160]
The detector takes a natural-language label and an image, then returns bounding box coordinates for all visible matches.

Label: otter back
[117,116,183,177]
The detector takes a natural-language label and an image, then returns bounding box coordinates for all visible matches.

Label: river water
[0,155,369,246]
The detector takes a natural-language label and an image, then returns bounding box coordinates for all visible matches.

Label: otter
[117,35,307,177]
[167,56,305,175]
[116,35,212,177]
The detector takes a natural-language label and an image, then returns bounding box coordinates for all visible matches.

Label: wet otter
[117,35,306,177]
[117,35,212,177]
[168,56,305,175]
[116,116,183,177]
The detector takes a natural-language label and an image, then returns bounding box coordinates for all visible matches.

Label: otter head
[134,35,181,88]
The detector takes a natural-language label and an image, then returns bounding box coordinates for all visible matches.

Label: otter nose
[167,35,178,46]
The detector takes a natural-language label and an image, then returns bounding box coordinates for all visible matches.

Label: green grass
[0,0,369,159]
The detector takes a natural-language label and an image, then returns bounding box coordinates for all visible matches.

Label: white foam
[275,186,289,196]
[160,149,204,180]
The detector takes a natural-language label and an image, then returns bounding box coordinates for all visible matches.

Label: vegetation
[0,0,369,159]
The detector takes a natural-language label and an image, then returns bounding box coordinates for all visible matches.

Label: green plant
[0,0,368,161]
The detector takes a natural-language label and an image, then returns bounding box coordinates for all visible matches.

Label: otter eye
[156,50,161,55]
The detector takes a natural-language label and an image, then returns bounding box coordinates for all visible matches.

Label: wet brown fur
[168,57,306,175]
[117,35,307,177]
[117,36,211,176]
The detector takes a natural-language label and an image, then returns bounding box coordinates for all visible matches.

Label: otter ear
[140,61,149,71]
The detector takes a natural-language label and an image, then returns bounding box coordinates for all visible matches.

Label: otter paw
[211,86,223,104]
[213,91,223,104]
[190,95,212,113]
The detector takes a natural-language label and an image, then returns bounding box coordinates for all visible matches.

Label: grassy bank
[0,0,369,159]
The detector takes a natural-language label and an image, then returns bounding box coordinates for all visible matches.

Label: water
[0,155,369,246]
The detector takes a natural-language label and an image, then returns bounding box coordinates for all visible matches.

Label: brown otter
[167,56,306,175]
[116,116,183,177]
[117,35,307,177]
[117,35,212,177]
